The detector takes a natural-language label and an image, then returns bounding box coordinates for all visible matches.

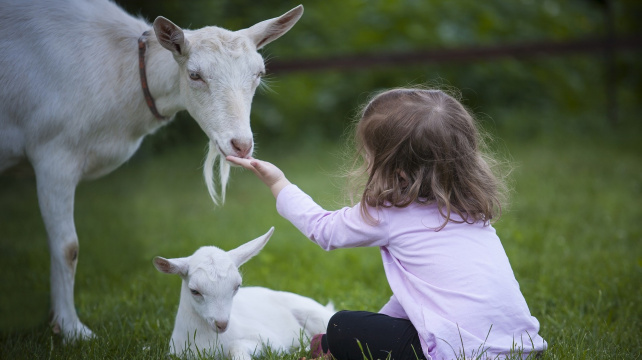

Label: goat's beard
[203,140,230,206]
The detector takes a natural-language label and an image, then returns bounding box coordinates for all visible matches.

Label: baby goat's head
[153,227,274,333]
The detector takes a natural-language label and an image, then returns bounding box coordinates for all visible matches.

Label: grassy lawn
[0,112,640,359]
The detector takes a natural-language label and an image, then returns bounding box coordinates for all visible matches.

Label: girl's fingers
[250,161,273,180]
[227,156,268,179]
[226,155,287,196]
[250,160,264,173]
[226,155,252,168]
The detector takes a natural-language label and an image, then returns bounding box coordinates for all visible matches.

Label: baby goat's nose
[214,320,228,332]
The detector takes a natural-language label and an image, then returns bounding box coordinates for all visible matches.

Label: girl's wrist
[271,178,291,198]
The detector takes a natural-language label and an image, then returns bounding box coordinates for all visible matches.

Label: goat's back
[0,0,154,173]
[229,287,332,342]
[0,0,147,115]
[0,0,165,178]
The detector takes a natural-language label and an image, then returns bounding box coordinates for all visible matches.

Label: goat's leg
[34,159,93,341]
[228,343,254,360]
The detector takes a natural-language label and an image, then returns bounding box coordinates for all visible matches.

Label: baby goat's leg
[228,341,258,360]
[34,155,93,341]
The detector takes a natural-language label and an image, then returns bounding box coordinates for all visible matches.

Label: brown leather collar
[138,31,167,120]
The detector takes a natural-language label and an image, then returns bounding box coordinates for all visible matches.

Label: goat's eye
[188,71,202,81]
[190,289,201,296]
[233,284,240,293]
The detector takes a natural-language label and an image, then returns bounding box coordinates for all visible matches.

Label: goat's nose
[214,320,228,332]
[230,138,252,158]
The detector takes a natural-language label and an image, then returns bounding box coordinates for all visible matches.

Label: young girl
[227,88,546,360]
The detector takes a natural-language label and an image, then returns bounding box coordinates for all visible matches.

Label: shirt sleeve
[379,294,409,319]
[276,184,389,250]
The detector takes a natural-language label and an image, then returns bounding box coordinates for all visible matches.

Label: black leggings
[321,310,426,360]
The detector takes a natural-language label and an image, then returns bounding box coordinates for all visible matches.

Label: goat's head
[153,227,274,333]
[152,6,303,205]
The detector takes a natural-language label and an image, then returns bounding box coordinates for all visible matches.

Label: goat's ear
[153,256,189,276]
[153,17,189,56]
[228,227,274,267]
[238,5,303,50]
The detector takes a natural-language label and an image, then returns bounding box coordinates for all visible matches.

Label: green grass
[0,113,640,359]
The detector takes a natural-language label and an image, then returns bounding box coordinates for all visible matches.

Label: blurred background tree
[117,0,641,148]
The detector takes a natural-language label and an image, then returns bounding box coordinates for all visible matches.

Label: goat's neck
[141,37,185,119]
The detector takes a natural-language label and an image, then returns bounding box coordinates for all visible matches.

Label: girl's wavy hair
[346,87,508,230]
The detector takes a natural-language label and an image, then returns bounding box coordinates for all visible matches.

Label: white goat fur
[0,0,303,340]
[154,228,334,359]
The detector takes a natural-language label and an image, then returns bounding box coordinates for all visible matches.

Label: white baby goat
[153,228,334,359]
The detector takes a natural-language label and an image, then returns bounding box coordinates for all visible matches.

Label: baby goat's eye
[188,71,202,81]
[233,284,240,294]
[190,288,201,297]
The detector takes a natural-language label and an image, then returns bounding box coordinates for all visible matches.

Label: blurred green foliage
[117,0,641,146]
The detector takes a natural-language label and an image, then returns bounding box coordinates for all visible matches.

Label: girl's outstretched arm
[226,156,292,198]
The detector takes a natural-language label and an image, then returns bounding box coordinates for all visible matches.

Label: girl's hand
[226,156,291,198]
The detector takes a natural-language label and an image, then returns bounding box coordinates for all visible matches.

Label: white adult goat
[153,228,334,359]
[0,0,303,341]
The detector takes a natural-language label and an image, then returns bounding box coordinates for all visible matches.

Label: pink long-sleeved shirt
[276,184,546,360]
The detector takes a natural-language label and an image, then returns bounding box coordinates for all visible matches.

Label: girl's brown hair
[349,88,508,229]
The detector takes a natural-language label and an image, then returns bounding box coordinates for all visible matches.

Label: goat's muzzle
[214,320,228,333]
[230,138,252,158]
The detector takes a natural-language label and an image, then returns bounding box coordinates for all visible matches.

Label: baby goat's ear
[153,256,189,276]
[228,227,274,267]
